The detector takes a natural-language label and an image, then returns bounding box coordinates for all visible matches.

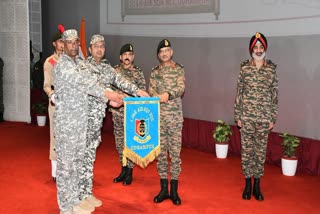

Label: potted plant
[32,102,48,126]
[212,120,233,158]
[279,132,300,176]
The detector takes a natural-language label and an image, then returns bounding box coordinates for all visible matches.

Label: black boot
[123,168,133,185]
[153,179,170,203]
[113,166,127,183]
[253,178,264,201]
[242,177,252,200]
[170,179,181,205]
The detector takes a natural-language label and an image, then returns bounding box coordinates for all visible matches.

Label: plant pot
[215,143,228,159]
[36,115,46,126]
[281,157,298,176]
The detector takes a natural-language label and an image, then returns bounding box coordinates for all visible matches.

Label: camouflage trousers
[112,112,134,168]
[157,112,183,180]
[55,134,86,212]
[240,119,270,178]
[78,112,103,200]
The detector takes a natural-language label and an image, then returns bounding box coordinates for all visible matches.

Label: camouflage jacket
[85,56,111,129]
[149,61,185,113]
[110,64,146,114]
[234,59,279,123]
[53,54,108,148]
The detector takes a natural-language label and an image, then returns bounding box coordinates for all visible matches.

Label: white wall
[0,0,30,122]
[101,0,320,140]
[101,0,320,37]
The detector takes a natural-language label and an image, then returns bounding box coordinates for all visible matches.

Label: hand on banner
[159,92,169,103]
[137,89,149,97]
[109,100,123,108]
[105,90,123,104]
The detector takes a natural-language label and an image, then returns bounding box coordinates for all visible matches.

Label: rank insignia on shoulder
[152,65,159,70]
[133,65,142,71]
[175,62,184,68]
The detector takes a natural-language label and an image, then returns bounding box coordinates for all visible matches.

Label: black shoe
[123,168,133,186]
[113,166,128,183]
[170,179,181,205]
[154,179,170,203]
[253,178,264,201]
[242,177,252,200]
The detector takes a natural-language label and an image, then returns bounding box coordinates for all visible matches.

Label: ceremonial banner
[123,97,160,168]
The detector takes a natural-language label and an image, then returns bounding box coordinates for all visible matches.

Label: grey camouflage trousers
[112,111,134,168]
[157,112,183,180]
[240,119,269,178]
[78,107,103,200]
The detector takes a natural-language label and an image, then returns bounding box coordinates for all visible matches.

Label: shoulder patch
[175,62,184,68]
[241,59,250,67]
[266,60,277,69]
[152,65,159,70]
[133,65,142,71]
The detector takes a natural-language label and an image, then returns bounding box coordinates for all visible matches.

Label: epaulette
[265,59,277,69]
[133,65,142,71]
[152,65,159,70]
[241,59,250,67]
[175,62,184,68]
[113,64,120,70]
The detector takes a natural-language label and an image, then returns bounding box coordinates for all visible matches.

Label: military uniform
[235,59,278,178]
[110,64,146,168]
[53,29,115,213]
[149,61,185,180]
[43,52,59,161]
[234,32,278,201]
[150,39,185,205]
[78,53,140,200]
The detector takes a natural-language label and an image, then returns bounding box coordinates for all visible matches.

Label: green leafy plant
[32,102,48,115]
[213,120,233,144]
[279,132,300,158]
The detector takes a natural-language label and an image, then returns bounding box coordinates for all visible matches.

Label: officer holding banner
[110,43,147,186]
[149,39,185,205]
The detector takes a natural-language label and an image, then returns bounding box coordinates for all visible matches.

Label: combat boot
[113,166,127,183]
[170,179,181,205]
[242,177,252,200]
[123,168,133,185]
[253,177,264,201]
[153,179,170,203]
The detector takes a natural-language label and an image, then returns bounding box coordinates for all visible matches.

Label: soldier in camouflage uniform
[53,29,124,214]
[110,43,147,186]
[234,32,278,201]
[43,26,64,182]
[149,39,185,205]
[78,36,148,210]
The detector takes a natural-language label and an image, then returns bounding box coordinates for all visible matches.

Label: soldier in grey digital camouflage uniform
[234,32,278,201]
[78,35,148,210]
[149,39,185,205]
[53,29,124,214]
[110,43,146,186]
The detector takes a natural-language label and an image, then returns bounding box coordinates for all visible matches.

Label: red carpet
[0,122,319,214]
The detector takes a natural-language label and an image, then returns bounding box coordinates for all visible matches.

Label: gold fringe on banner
[122,145,160,168]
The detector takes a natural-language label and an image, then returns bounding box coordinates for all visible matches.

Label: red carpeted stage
[0,121,319,214]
